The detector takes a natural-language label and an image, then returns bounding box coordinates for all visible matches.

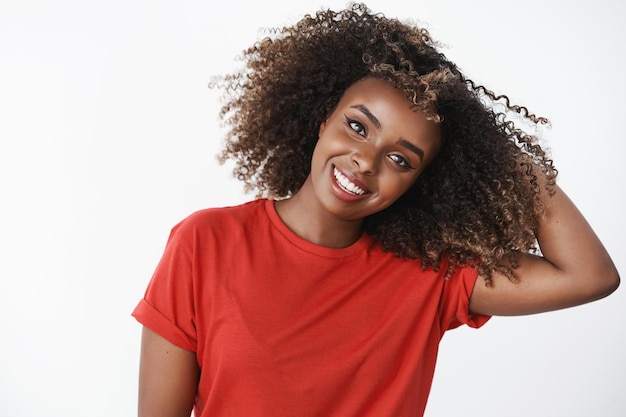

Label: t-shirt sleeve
[439,264,491,331]
[132,220,198,352]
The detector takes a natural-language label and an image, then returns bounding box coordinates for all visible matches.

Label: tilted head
[214,3,557,281]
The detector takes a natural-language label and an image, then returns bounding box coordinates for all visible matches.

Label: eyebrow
[398,138,424,161]
[351,104,381,129]
[351,104,425,161]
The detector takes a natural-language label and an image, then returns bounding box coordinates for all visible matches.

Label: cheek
[309,139,335,177]
[379,173,418,199]
[312,131,349,161]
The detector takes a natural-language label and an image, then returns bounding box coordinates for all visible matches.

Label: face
[307,77,442,221]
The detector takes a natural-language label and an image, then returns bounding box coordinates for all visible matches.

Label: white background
[1,0,624,416]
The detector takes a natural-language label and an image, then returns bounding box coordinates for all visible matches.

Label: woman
[133,4,619,416]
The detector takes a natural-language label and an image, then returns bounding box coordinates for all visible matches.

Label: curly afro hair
[211,2,557,284]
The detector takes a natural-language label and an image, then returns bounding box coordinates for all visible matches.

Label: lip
[329,164,371,201]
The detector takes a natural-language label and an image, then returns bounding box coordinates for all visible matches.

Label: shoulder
[438,260,489,329]
[160,199,269,251]
[173,199,267,233]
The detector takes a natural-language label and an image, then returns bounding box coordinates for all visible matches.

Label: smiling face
[307,77,442,222]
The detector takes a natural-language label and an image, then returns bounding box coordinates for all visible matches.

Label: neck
[274,180,364,248]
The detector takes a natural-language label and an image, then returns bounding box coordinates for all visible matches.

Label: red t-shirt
[133,199,489,417]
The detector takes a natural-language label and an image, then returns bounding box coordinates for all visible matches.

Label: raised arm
[138,327,199,417]
[469,184,620,316]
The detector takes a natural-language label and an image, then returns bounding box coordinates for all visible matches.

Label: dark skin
[137,78,619,417]
[275,78,442,248]
[470,181,619,316]
[138,327,199,417]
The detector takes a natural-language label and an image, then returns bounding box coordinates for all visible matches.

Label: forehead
[341,77,407,100]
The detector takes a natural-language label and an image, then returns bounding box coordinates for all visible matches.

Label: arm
[138,327,199,417]
[470,184,620,316]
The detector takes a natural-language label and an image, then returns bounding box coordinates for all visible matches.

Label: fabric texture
[132,199,489,417]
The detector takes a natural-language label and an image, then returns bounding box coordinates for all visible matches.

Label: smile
[333,167,368,195]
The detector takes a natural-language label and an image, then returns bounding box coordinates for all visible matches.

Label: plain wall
[0,0,624,416]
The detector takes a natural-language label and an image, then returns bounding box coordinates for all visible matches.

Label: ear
[318,120,327,137]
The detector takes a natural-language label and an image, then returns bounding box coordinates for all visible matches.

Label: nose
[352,144,379,175]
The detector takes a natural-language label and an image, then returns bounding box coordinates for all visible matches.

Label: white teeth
[333,167,366,195]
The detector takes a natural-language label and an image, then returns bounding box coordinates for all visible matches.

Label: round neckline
[264,199,372,259]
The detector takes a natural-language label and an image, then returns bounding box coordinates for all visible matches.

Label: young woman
[132,4,619,416]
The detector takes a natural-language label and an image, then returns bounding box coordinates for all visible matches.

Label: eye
[388,154,413,170]
[345,116,366,137]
